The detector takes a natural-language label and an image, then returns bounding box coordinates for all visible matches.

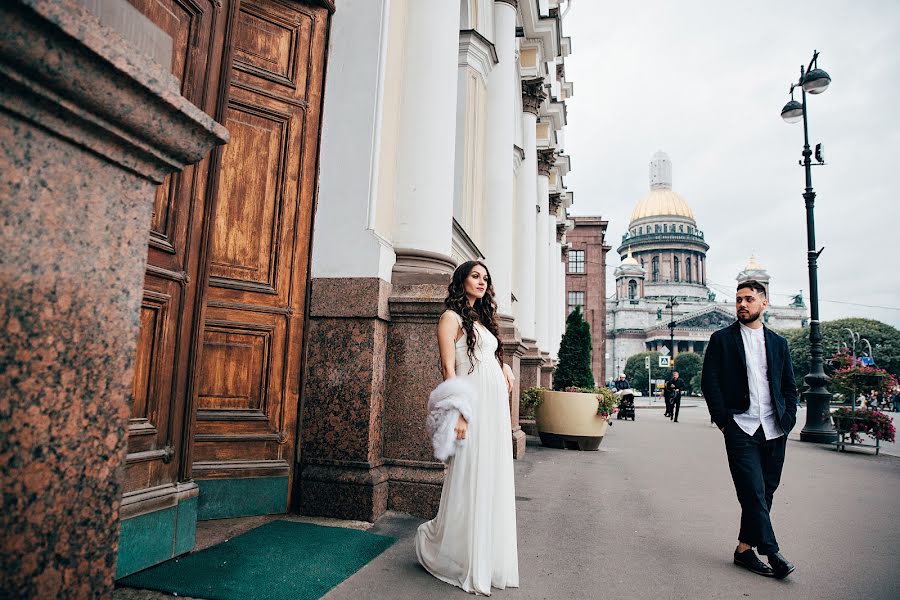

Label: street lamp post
[781,50,837,443]
[843,327,874,410]
[665,296,678,365]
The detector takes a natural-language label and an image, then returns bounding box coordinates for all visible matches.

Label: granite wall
[0,1,226,595]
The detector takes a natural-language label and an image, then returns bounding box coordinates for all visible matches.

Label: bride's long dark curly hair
[444,261,504,373]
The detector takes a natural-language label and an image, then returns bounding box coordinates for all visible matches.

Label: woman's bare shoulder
[440,309,463,325]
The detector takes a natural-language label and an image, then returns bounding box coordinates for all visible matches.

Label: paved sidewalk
[327,406,900,600]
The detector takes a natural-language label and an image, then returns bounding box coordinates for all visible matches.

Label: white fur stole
[426,377,476,462]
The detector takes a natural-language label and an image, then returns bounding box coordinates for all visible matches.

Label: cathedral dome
[629,151,695,224]
[630,189,695,222]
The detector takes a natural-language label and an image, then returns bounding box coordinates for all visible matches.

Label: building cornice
[616,233,710,255]
[458,29,498,88]
[513,144,525,173]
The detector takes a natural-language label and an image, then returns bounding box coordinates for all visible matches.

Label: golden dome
[629,189,695,222]
[744,254,765,271]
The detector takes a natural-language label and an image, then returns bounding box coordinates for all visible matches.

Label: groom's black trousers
[722,420,786,555]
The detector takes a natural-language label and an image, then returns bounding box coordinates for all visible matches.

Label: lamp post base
[799,389,837,443]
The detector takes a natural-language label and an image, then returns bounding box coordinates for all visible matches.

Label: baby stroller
[616,389,636,421]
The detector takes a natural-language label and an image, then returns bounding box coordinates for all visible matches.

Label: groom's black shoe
[767,552,795,579]
[733,548,774,577]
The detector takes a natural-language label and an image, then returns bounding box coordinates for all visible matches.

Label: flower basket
[832,408,896,443]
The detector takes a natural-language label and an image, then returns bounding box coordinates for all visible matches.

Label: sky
[561,0,900,328]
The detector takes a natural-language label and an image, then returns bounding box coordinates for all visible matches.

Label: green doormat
[119,520,396,600]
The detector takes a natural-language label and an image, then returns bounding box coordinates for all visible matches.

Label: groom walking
[701,279,798,579]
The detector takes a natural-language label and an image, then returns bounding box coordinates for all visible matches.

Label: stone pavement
[118,403,900,600]
[326,405,900,600]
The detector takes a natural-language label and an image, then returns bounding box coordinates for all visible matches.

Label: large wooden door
[122,0,225,519]
[191,0,328,517]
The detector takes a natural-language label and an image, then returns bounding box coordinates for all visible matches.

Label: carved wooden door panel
[123,0,224,516]
[192,0,327,513]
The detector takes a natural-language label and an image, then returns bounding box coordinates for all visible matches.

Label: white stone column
[548,208,560,355]
[392,0,460,272]
[514,79,544,342]
[314,0,395,281]
[535,148,554,351]
[554,220,565,356]
[481,0,517,314]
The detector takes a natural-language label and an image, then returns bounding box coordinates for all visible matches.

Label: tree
[553,305,594,390]
[673,352,703,394]
[623,351,669,396]
[780,318,900,390]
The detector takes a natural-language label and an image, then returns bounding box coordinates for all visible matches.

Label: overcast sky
[561,0,900,328]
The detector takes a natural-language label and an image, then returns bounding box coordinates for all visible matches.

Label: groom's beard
[737,307,763,324]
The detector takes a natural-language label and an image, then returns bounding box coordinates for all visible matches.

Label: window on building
[568,249,585,273]
[673,256,680,282]
[679,224,684,232]
[567,291,585,314]
[686,257,692,283]
[638,226,643,234]
[628,280,637,299]
[652,256,660,282]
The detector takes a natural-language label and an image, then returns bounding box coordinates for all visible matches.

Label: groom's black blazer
[701,321,799,433]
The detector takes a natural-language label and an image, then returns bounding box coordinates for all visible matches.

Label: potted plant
[534,307,615,450]
[535,386,616,450]
[519,386,546,436]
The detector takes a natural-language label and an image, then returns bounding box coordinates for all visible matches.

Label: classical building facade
[2,0,576,590]
[304,0,576,524]
[565,216,611,385]
[605,152,807,380]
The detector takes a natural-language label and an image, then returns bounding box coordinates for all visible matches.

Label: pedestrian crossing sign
[659,356,671,367]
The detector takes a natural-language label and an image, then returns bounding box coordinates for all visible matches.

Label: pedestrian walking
[701,279,798,579]
[664,371,686,421]
[416,261,519,595]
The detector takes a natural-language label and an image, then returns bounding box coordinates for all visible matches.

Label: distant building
[565,216,611,385]
[605,152,807,379]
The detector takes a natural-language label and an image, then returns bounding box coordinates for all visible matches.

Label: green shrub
[553,305,594,390]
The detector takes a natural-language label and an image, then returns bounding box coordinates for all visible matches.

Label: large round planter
[535,390,610,451]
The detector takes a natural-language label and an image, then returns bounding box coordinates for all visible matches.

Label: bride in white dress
[416,261,519,596]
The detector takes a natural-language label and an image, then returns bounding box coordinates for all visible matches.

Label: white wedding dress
[416,311,519,595]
